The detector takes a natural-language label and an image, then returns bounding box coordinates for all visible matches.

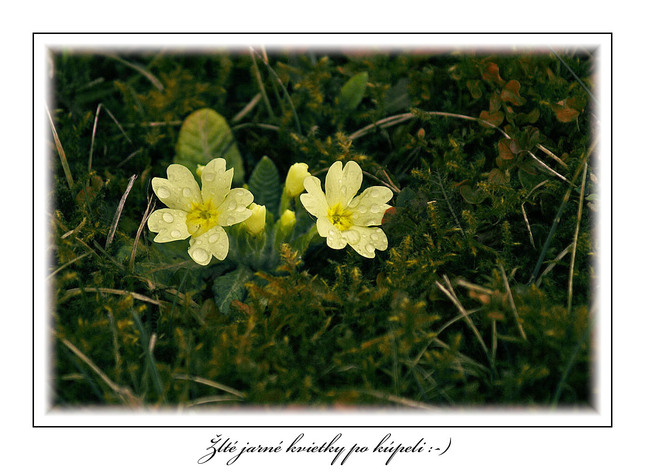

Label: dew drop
[227,200,237,210]
[208,233,220,244]
[203,172,215,182]
[170,230,181,238]
[345,230,360,244]
[226,216,237,226]
[192,248,209,263]
[340,185,347,195]
[163,212,174,223]
[366,244,375,254]
[157,187,170,199]
[370,232,381,242]
[183,187,192,198]
[358,206,367,214]
[370,204,381,213]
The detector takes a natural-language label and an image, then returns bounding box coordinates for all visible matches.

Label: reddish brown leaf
[479,110,504,127]
[500,79,526,106]
[498,138,515,160]
[482,62,505,86]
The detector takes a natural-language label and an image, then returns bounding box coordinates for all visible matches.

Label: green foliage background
[49,46,597,408]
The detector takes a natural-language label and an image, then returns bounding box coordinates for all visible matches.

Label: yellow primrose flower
[299,160,393,258]
[284,162,311,198]
[243,203,267,235]
[147,158,254,265]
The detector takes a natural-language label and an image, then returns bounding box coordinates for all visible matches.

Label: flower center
[327,202,354,231]
[186,200,219,237]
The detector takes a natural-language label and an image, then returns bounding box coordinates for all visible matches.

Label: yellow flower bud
[243,203,266,235]
[278,209,296,233]
[195,164,205,178]
[285,163,311,198]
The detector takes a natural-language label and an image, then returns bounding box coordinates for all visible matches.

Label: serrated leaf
[247,156,281,216]
[338,71,368,111]
[174,108,245,184]
[213,266,254,314]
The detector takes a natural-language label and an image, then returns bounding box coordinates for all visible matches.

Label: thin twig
[106,174,137,248]
[525,150,571,184]
[528,138,596,284]
[251,47,302,135]
[435,277,492,367]
[129,194,155,272]
[499,264,527,340]
[103,53,163,91]
[47,252,91,280]
[348,113,415,141]
[249,48,275,120]
[537,144,568,169]
[57,334,140,406]
[536,244,573,287]
[173,374,246,399]
[567,162,588,314]
[88,103,102,173]
[46,105,74,189]
[550,47,597,103]
[232,92,262,123]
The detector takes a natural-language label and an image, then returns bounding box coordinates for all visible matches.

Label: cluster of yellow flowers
[148,158,393,264]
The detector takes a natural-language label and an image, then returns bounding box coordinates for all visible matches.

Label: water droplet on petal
[170,230,181,238]
[192,248,209,263]
[370,232,380,241]
[183,187,192,197]
[227,200,237,210]
[157,187,170,199]
[366,244,375,253]
[340,185,347,195]
[358,206,367,214]
[345,230,361,245]
[370,204,380,213]
[208,233,220,244]
[203,172,215,182]
[226,216,237,226]
[163,212,174,223]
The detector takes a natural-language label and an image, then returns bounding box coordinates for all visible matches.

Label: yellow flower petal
[300,176,328,218]
[188,226,229,265]
[152,164,201,212]
[147,208,190,243]
[347,226,388,258]
[200,158,234,207]
[347,186,394,226]
[216,188,254,227]
[325,160,362,208]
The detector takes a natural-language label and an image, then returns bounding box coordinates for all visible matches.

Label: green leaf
[213,266,254,314]
[338,71,368,110]
[384,78,410,113]
[247,156,281,216]
[174,108,245,184]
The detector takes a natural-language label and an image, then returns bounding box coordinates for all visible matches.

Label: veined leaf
[247,156,281,216]
[338,71,368,111]
[174,108,245,184]
[213,266,254,314]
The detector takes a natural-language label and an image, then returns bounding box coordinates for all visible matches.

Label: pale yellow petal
[200,158,234,207]
[347,186,393,226]
[216,188,254,227]
[300,176,328,218]
[152,163,201,211]
[325,223,348,250]
[325,160,362,208]
[147,208,190,243]
[347,226,388,258]
[188,226,229,265]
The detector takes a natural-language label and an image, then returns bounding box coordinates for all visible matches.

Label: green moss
[49,48,596,408]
